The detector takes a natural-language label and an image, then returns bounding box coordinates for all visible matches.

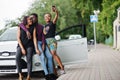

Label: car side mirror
[55,35,61,41]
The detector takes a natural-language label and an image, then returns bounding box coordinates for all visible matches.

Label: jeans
[38,41,54,75]
[16,47,33,76]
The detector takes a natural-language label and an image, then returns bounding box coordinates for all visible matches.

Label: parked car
[0,24,88,74]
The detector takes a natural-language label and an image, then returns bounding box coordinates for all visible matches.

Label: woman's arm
[19,23,31,39]
[19,23,28,32]
[42,27,45,51]
[17,27,26,55]
[33,27,40,54]
[52,6,59,24]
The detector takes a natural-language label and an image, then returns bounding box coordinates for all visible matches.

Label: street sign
[90,15,98,50]
[90,15,98,22]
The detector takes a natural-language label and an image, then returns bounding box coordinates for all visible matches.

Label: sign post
[90,15,98,49]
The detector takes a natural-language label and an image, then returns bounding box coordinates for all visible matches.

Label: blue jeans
[38,41,54,75]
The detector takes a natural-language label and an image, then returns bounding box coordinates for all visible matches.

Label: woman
[19,13,58,80]
[43,6,65,75]
[16,16,39,80]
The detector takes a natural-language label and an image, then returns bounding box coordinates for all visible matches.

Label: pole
[93,22,96,49]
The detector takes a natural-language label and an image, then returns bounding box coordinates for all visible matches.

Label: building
[113,7,120,49]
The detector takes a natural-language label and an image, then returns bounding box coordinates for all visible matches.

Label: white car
[0,26,88,74]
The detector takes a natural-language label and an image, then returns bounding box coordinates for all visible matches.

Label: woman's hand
[26,31,31,39]
[21,48,26,55]
[36,49,41,55]
[42,44,45,51]
[52,6,58,24]
[52,6,57,12]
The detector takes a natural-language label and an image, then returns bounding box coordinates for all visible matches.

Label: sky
[0,0,34,30]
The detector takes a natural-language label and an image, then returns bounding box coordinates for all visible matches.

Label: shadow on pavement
[0,71,45,80]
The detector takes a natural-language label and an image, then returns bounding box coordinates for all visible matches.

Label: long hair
[23,16,29,25]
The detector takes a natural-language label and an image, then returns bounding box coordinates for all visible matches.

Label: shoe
[59,70,65,75]
[45,74,51,80]
[49,74,58,80]
[45,74,57,80]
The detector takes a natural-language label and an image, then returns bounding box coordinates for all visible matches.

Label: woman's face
[44,14,51,23]
[27,17,33,26]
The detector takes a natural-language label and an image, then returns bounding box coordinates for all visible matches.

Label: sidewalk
[57,44,120,80]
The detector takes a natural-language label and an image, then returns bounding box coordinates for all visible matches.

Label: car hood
[0,41,18,52]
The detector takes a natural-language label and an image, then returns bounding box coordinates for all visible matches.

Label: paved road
[58,44,120,80]
[2,44,120,80]
[0,44,94,80]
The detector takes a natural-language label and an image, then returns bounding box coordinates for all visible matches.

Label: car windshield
[0,27,17,41]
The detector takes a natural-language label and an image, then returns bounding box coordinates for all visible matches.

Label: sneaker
[59,70,65,75]
[45,74,51,80]
[45,74,57,80]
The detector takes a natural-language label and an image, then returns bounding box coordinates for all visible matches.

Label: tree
[26,0,79,38]
[71,0,102,41]
[4,17,22,28]
[5,0,120,45]
[97,0,120,43]
[71,0,120,45]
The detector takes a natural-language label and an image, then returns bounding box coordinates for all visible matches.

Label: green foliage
[71,0,103,43]
[0,28,6,36]
[4,17,21,28]
[26,0,79,38]
[27,0,79,29]
[5,0,120,45]
[0,30,2,36]
[71,0,120,45]
[97,0,120,43]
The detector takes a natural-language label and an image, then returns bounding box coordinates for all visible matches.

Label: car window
[0,27,17,41]
[56,25,86,40]
[68,35,82,40]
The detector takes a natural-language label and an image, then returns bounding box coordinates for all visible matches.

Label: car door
[57,38,88,64]
[55,24,88,65]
